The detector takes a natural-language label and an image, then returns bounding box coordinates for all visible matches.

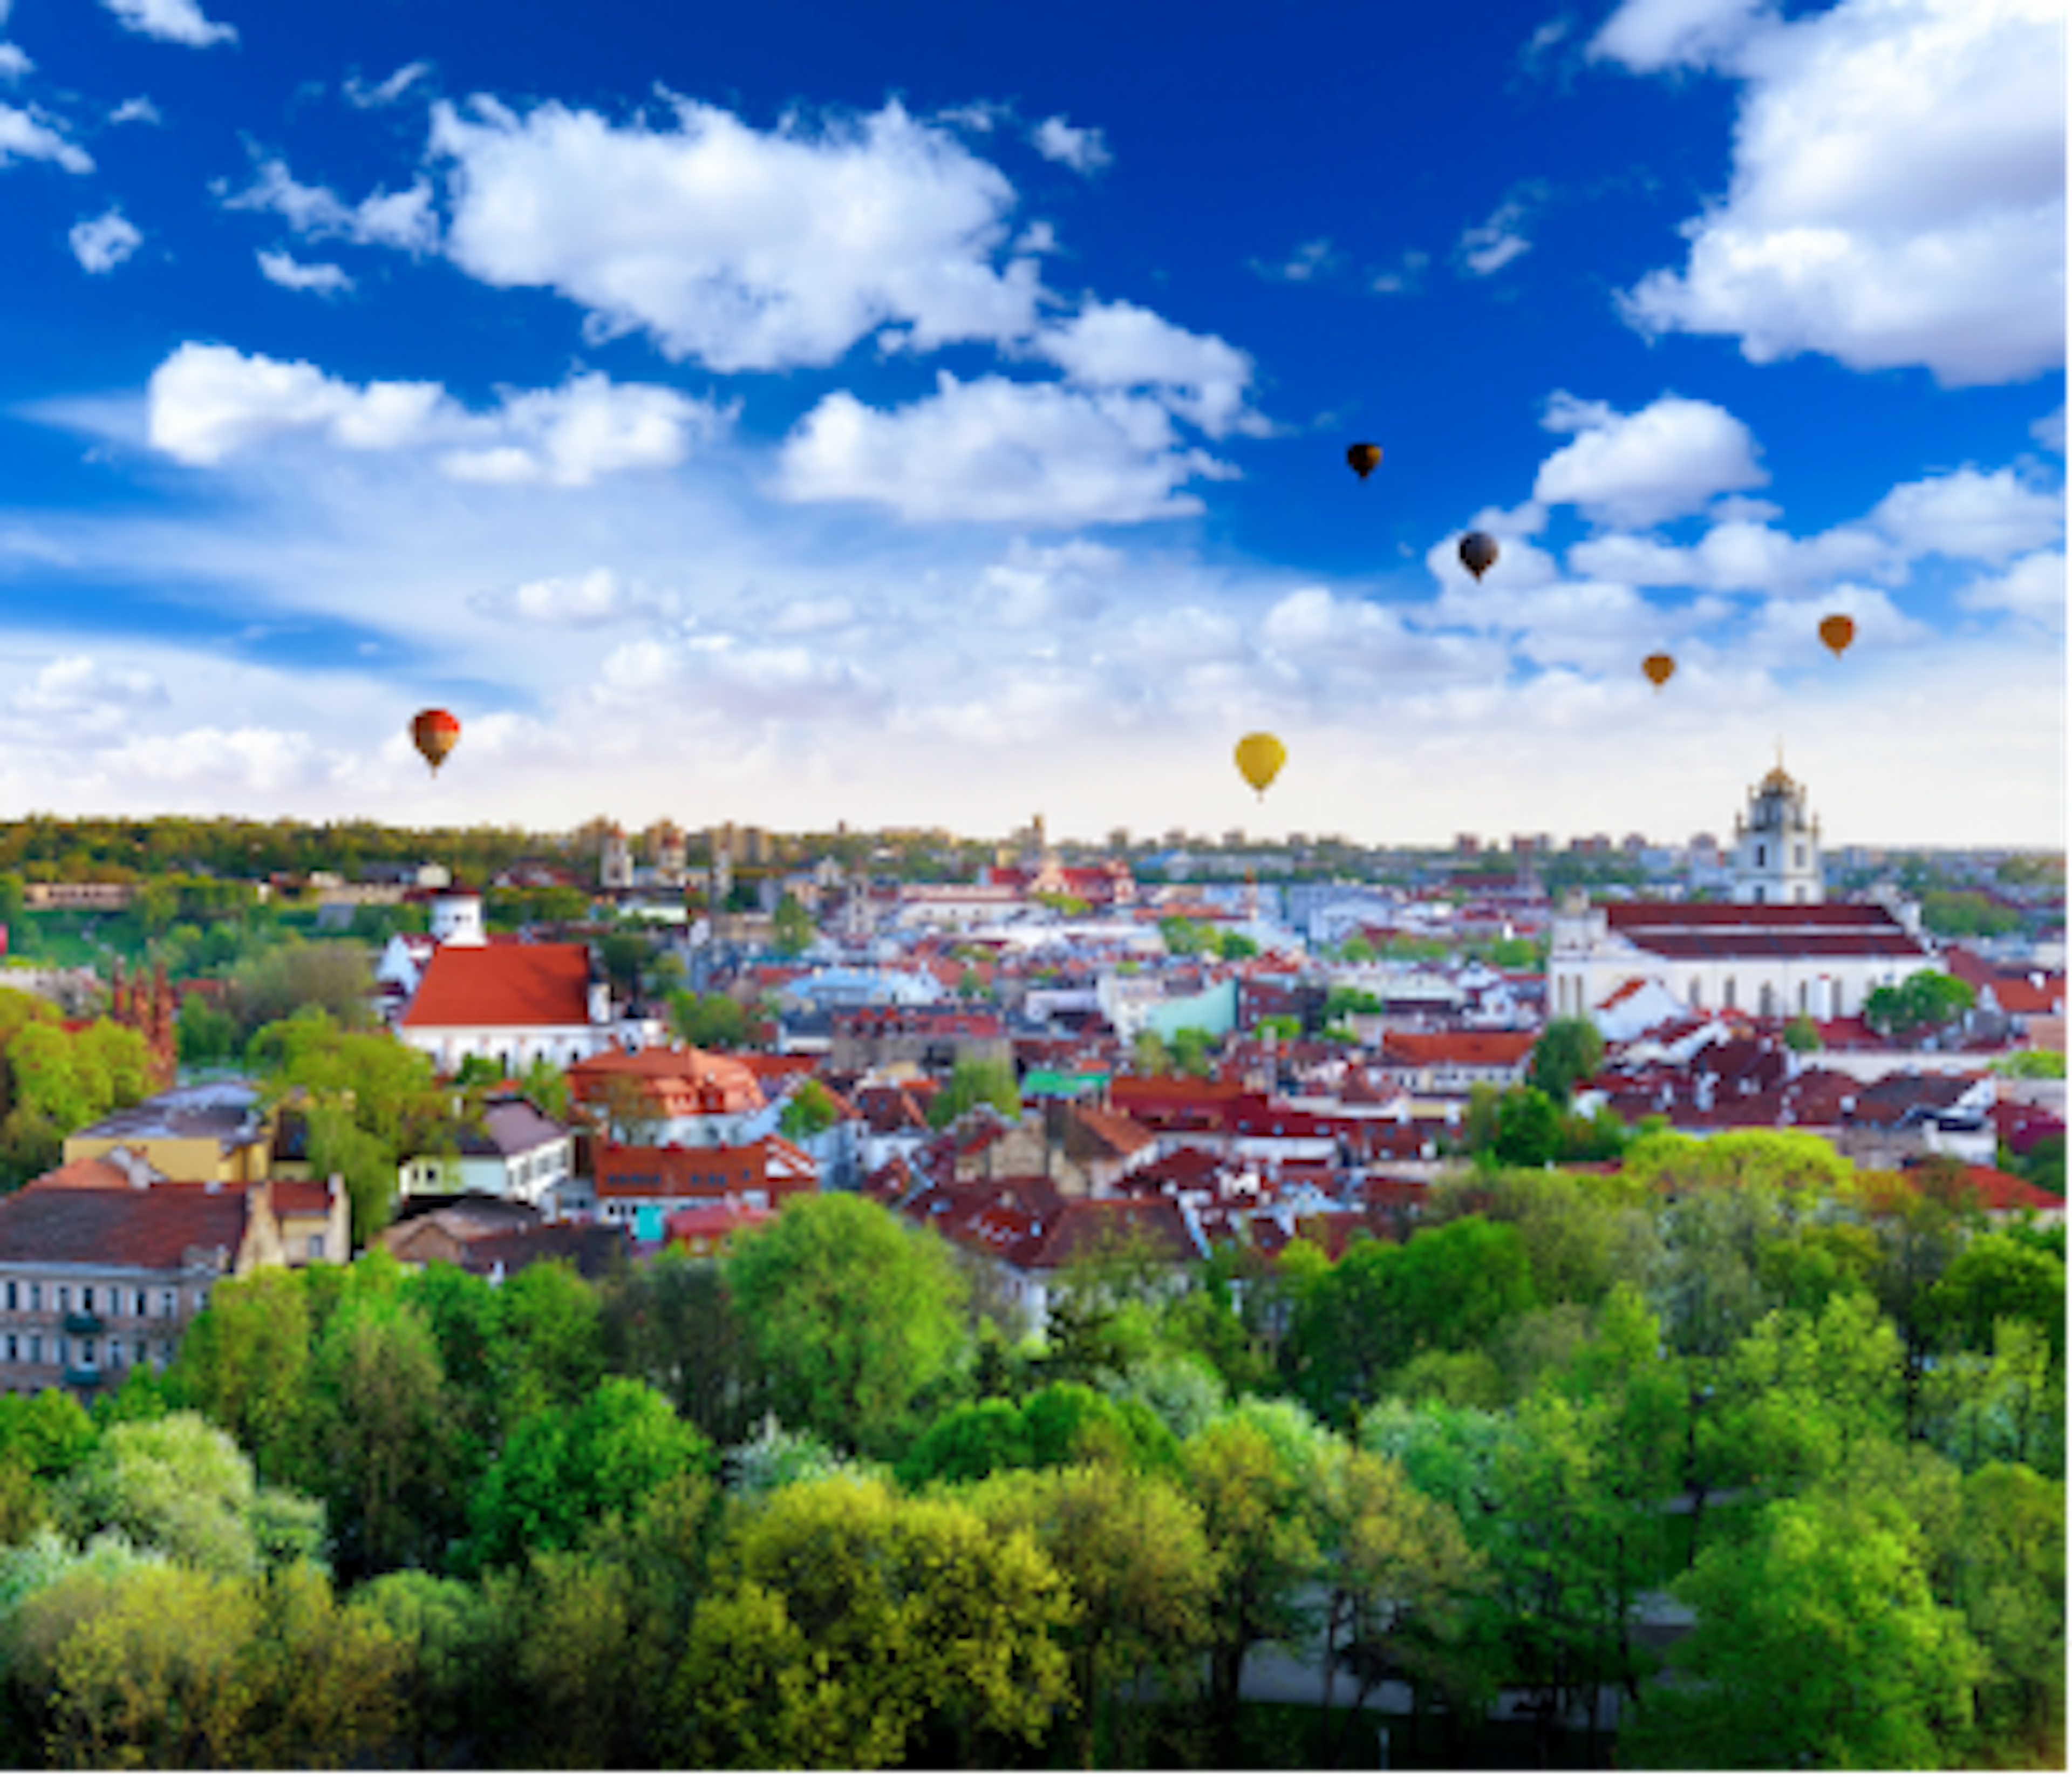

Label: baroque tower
[1731,753,1823,905]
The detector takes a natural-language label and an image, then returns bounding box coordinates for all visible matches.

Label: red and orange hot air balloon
[1346,442,1382,481]
[411,708,461,774]
[1818,613,1855,658]
[1642,652,1676,690]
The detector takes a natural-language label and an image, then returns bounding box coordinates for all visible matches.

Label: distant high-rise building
[600,826,633,891]
[648,821,686,888]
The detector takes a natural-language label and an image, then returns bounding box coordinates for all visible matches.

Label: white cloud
[1871,466,2064,562]
[599,630,888,724]
[0,105,92,173]
[775,372,1235,526]
[2033,407,2066,454]
[1032,299,1263,437]
[1257,237,1337,283]
[1533,390,1767,526]
[1031,115,1112,173]
[346,62,431,108]
[1370,248,1430,295]
[1740,583,1934,662]
[1423,526,1563,591]
[8,654,168,733]
[1612,0,2064,386]
[145,343,730,486]
[431,96,1045,372]
[222,158,440,254]
[101,0,236,48]
[1958,549,2065,628]
[1589,0,1776,72]
[468,567,666,626]
[0,43,30,81]
[257,249,353,296]
[1428,575,1684,674]
[975,537,1124,625]
[1567,516,1896,592]
[69,209,142,274]
[110,96,162,125]
[441,373,731,487]
[1458,199,1533,276]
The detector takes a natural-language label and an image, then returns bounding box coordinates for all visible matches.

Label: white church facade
[1550,762,1943,1027]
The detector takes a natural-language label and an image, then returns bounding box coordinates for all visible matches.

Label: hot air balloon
[411,708,461,774]
[1818,614,1855,658]
[1233,732,1286,799]
[1347,442,1382,481]
[1642,652,1676,690]
[1459,531,1499,581]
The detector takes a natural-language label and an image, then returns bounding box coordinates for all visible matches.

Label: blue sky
[0,0,2062,847]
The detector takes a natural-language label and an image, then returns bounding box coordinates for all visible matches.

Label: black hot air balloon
[1459,532,1500,581]
[1346,442,1382,481]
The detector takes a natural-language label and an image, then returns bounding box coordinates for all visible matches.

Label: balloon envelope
[1233,732,1287,797]
[1818,613,1856,657]
[1346,442,1382,480]
[1642,652,1676,689]
[411,708,461,774]
[1459,531,1499,580]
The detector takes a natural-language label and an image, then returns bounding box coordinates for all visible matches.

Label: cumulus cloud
[69,209,141,274]
[346,62,432,108]
[0,43,29,81]
[1256,237,1337,283]
[1457,198,1534,276]
[145,342,731,485]
[1871,466,2064,562]
[1032,299,1263,437]
[221,157,440,253]
[1370,248,1430,295]
[0,104,92,173]
[110,96,162,125]
[1567,516,1896,593]
[101,0,236,47]
[1030,115,1112,173]
[1428,575,1685,674]
[468,567,667,626]
[1958,550,2064,628]
[1588,0,1776,72]
[600,630,888,724]
[431,96,1045,372]
[1741,583,1933,662]
[1424,525,1563,591]
[257,249,352,296]
[975,537,1124,625]
[9,655,168,731]
[1533,390,1767,526]
[2033,407,2066,454]
[1610,0,2064,386]
[775,372,1235,526]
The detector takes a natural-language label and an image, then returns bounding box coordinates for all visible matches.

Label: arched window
[1688,979,1702,1007]
[1753,884,1766,904]
[1756,842,1767,867]
[1796,981,1809,1015]
[1723,976,1737,1010]
[1759,982,1776,1018]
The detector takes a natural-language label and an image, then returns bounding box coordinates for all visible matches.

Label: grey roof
[73,1081,265,1150]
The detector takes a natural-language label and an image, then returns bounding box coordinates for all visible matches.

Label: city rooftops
[69,1081,266,1152]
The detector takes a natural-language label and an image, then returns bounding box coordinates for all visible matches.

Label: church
[1550,761,1942,1027]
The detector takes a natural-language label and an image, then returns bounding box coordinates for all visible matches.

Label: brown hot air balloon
[1642,652,1676,690]
[1459,531,1499,581]
[1818,613,1856,658]
[411,708,461,774]
[1346,442,1382,481]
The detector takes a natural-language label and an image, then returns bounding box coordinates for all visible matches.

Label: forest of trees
[0,1145,2060,1769]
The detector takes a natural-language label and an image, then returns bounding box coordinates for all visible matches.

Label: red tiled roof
[0,1182,252,1269]
[401,943,594,1030]
[594,1136,818,1202]
[1380,1031,1537,1067]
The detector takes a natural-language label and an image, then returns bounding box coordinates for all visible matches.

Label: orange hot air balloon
[1233,732,1287,799]
[1459,531,1499,581]
[1818,613,1855,658]
[1642,651,1676,690]
[411,708,461,774]
[1347,442,1382,481]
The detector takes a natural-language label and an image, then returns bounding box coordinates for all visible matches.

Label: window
[4,1336,15,1363]
[160,1290,176,1318]
[2,1282,12,1312]
[79,1338,96,1369]
[28,1336,40,1364]
[53,1337,66,1365]
[108,1338,122,1368]
[54,1286,67,1313]
[27,1285,40,1313]
[79,1286,93,1314]
[1794,843,1805,868]
[307,1234,326,1261]
[1756,842,1767,867]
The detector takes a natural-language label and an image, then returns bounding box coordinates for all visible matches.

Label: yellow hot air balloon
[1818,613,1855,658]
[1233,732,1286,799]
[1346,442,1382,480]
[1642,652,1676,690]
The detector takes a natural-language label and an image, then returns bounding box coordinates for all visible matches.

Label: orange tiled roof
[401,943,594,1030]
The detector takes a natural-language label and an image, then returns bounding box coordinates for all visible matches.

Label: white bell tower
[1732,750,1823,906]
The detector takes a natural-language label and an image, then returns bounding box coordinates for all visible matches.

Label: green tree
[1864,968,1977,1038]
[1950,1462,2066,1763]
[777,1075,839,1140]
[1781,1011,1823,1052]
[495,1259,606,1426]
[1491,1085,1565,1167]
[1622,1488,1986,1769]
[770,893,815,957]
[666,989,748,1050]
[925,1055,1022,1128]
[1528,1017,1604,1107]
[726,1195,969,1456]
[675,1476,1072,1769]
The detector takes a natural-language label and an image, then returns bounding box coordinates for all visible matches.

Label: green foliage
[1864,967,1978,1037]
[598,1249,769,1446]
[1920,888,2023,938]
[666,988,748,1049]
[675,1476,1073,1769]
[175,992,240,1067]
[925,1055,1021,1128]
[726,1195,969,1456]
[769,893,815,957]
[1528,1017,1604,1108]
[776,1075,839,1140]
[1781,1011,1822,1051]
[1995,1047,2067,1078]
